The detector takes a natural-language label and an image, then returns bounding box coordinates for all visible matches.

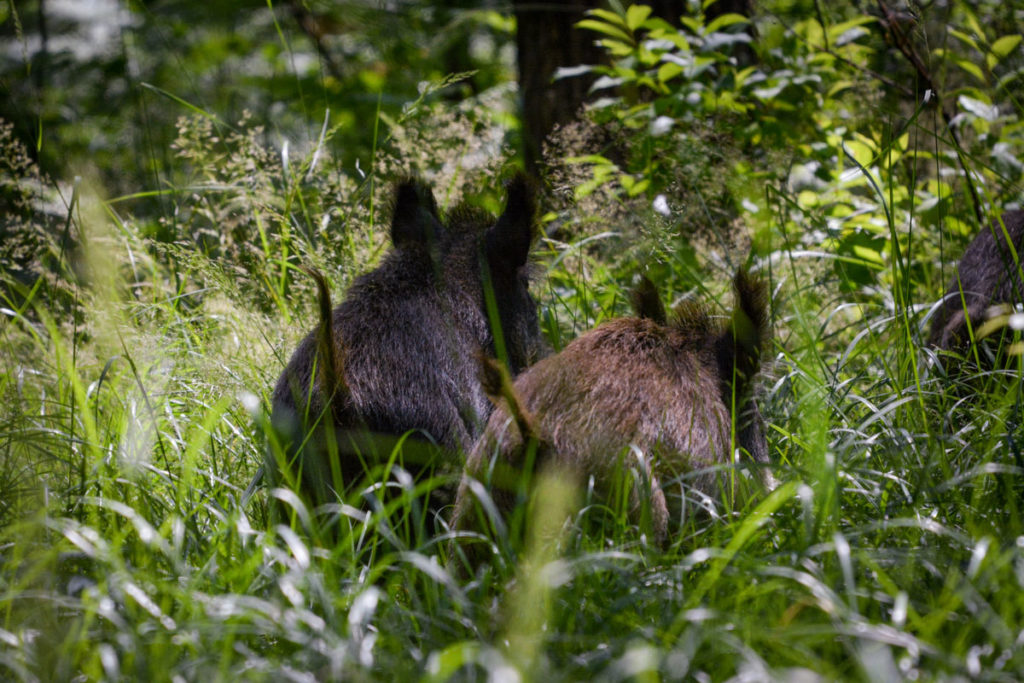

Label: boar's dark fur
[270,175,542,511]
[450,269,771,562]
[929,211,1024,355]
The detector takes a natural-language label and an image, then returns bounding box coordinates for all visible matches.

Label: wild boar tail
[301,266,347,410]
[475,350,538,443]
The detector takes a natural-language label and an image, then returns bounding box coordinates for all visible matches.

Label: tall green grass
[3,2,1024,680]
[3,118,1024,680]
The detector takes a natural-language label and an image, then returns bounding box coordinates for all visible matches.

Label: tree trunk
[515,1,754,171]
[513,0,605,171]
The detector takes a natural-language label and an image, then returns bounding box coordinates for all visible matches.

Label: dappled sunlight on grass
[2,0,1024,679]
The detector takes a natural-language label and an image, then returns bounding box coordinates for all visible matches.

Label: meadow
[2,1,1024,680]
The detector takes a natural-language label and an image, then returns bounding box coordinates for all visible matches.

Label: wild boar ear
[486,173,537,274]
[630,275,667,324]
[391,178,444,248]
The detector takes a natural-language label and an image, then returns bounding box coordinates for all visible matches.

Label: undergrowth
[2,1,1024,680]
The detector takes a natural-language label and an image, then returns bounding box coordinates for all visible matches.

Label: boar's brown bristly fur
[270,174,543,514]
[929,210,1024,355]
[450,269,771,566]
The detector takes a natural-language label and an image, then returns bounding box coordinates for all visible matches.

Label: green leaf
[958,95,998,122]
[577,19,634,44]
[825,15,876,43]
[586,8,628,29]
[991,34,1023,58]
[425,642,484,681]
[643,18,679,35]
[752,82,785,100]
[600,38,637,57]
[843,138,875,167]
[988,34,1023,70]
[625,5,652,32]
[797,190,819,208]
[964,10,986,46]
[833,26,869,48]
[732,65,757,87]
[657,62,683,84]
[705,13,749,34]
[851,244,884,265]
[478,9,515,34]
[574,175,611,200]
[826,80,855,98]
[833,229,887,290]
[656,32,691,51]
[611,64,639,80]
[636,44,661,67]
[680,16,702,34]
[997,66,1024,92]
[636,75,662,93]
[566,154,615,166]
[554,64,595,81]
[953,57,985,83]
[624,176,650,197]
[949,28,979,53]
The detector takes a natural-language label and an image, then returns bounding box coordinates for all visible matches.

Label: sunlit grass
[3,36,1024,683]
[7,172,1024,678]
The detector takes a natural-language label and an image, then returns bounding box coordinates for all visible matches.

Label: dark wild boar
[270,175,543,513]
[929,210,1024,355]
[450,269,771,564]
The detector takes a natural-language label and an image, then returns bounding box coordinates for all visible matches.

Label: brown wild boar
[269,175,543,515]
[450,269,771,564]
[929,210,1024,356]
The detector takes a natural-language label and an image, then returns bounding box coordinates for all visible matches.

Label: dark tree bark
[514,0,606,171]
